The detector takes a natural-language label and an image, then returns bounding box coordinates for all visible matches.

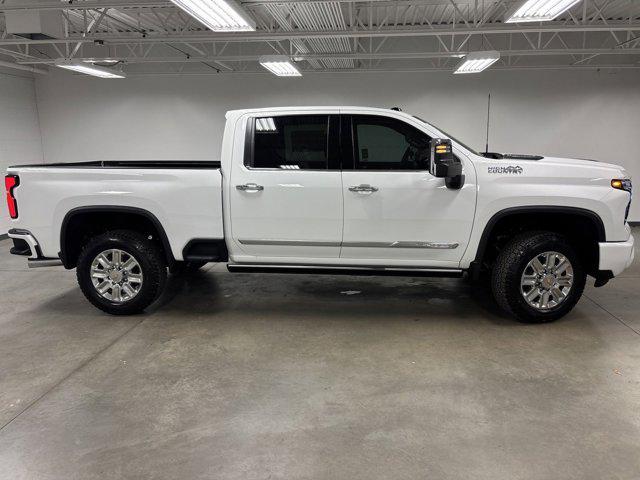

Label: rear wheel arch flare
[59,206,175,269]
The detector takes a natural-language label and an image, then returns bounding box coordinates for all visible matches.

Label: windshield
[413,116,480,156]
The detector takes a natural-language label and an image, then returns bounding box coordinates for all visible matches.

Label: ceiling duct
[4,0,64,40]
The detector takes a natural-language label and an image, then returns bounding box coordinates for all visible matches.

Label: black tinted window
[353,115,431,170]
[249,115,329,169]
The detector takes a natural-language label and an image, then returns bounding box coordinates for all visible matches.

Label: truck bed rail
[9,160,221,169]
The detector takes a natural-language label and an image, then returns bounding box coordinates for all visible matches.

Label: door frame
[225,109,345,263]
[337,109,478,268]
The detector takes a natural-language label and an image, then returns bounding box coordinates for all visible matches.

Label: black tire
[491,231,586,323]
[76,230,167,315]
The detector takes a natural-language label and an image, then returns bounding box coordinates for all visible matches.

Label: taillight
[5,175,19,219]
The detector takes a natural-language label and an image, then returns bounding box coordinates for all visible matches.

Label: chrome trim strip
[238,239,458,249]
[343,241,459,249]
[238,239,340,247]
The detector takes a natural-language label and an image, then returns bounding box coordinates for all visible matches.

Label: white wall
[35,68,640,220]
[0,69,44,233]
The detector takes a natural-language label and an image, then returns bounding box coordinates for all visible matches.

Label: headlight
[611,179,632,223]
[611,178,632,193]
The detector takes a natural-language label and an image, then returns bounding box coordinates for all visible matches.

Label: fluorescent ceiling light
[170,0,255,31]
[505,0,582,23]
[454,51,500,74]
[259,55,302,77]
[81,58,119,64]
[256,117,277,132]
[55,61,126,78]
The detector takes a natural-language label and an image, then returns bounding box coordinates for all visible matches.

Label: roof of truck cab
[224,106,448,144]
[225,106,411,118]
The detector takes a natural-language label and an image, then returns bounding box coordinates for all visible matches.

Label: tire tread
[76,230,166,315]
[491,231,586,323]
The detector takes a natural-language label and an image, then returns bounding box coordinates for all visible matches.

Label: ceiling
[0,0,639,76]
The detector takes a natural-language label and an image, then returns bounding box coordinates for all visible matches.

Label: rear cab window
[245,115,339,170]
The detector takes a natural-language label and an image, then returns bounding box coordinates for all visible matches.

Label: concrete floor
[0,233,639,480]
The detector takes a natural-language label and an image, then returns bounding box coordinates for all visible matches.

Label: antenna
[485,93,491,154]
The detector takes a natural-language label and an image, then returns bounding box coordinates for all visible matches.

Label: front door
[340,114,476,268]
[229,114,343,261]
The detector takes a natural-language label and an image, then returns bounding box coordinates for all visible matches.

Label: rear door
[340,113,476,268]
[229,113,343,260]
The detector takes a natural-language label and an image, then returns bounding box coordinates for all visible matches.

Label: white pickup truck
[5,106,634,322]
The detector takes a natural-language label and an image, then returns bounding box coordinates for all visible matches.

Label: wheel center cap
[109,270,123,282]
[541,274,556,289]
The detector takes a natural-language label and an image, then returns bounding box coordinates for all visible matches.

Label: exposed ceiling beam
[0,0,485,10]
[1,23,640,46]
[17,49,640,65]
[0,0,170,11]
[0,59,48,74]
[120,63,640,76]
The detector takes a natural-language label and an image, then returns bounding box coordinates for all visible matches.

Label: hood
[480,152,629,177]
[538,156,628,176]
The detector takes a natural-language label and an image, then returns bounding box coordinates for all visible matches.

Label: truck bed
[7,161,224,261]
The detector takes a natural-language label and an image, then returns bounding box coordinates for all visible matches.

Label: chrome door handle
[349,184,378,193]
[236,183,264,192]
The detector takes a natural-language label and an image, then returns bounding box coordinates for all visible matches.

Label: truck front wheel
[491,232,586,323]
[76,230,167,315]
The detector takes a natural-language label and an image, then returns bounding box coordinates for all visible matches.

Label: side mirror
[429,138,465,190]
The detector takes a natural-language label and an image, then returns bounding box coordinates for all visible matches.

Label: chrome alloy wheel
[520,251,573,311]
[90,249,143,303]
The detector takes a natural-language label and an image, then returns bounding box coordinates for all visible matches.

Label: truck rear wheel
[491,231,586,323]
[76,230,167,315]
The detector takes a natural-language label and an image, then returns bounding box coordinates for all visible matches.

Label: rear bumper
[8,229,41,259]
[599,233,635,277]
[8,229,63,268]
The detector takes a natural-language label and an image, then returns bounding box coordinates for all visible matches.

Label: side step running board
[227,264,463,278]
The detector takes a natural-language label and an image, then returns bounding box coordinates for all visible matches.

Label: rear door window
[247,115,331,170]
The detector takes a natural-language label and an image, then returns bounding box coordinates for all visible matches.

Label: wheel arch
[471,206,606,277]
[59,206,175,269]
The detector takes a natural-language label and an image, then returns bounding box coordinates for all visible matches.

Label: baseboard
[629,222,640,227]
